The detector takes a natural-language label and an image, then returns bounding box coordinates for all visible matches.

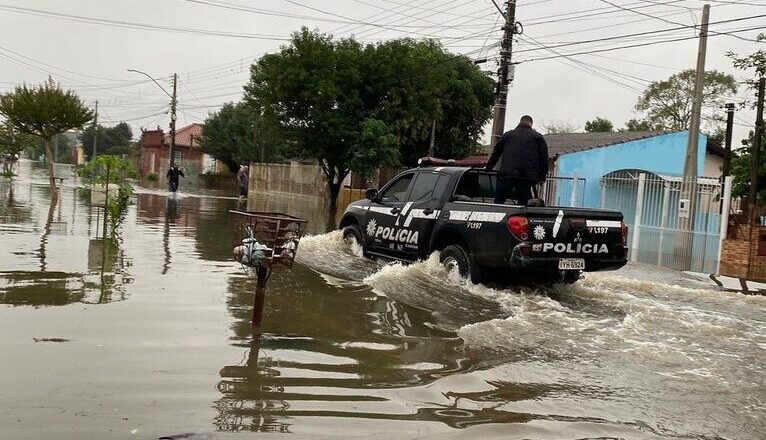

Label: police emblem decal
[533,225,546,241]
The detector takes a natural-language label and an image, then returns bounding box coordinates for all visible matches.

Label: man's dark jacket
[485,125,549,182]
[166,167,184,183]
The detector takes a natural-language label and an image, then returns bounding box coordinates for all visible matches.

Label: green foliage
[0,78,93,193]
[584,117,614,133]
[146,172,159,182]
[77,155,136,235]
[622,118,656,131]
[727,34,766,90]
[730,130,766,203]
[0,121,38,174]
[80,122,134,161]
[241,28,493,230]
[200,101,282,172]
[635,69,737,130]
[0,78,93,139]
[243,28,493,187]
[542,120,576,134]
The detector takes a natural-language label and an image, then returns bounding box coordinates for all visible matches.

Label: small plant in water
[146,172,159,182]
[77,155,137,236]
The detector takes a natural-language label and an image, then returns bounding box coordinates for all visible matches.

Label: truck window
[379,174,414,203]
[454,171,495,202]
[409,173,448,203]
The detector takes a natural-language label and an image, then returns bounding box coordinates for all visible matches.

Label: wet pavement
[1,161,764,440]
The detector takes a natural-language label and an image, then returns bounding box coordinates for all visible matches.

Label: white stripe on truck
[586,220,622,228]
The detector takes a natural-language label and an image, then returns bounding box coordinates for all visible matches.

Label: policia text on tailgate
[338,167,628,284]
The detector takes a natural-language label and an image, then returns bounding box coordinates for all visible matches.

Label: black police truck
[338,166,629,284]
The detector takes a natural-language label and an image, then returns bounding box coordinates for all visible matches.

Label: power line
[0,3,293,40]
[515,13,766,54]
[519,24,766,63]
[596,0,762,42]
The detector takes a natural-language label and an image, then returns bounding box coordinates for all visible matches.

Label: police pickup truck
[338,166,628,284]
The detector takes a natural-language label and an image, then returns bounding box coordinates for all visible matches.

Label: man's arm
[179,169,185,178]
[166,168,171,178]
[537,136,549,182]
[485,135,505,171]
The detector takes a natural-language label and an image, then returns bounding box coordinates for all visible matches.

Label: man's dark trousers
[495,178,535,206]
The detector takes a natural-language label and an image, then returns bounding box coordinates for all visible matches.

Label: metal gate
[600,170,725,273]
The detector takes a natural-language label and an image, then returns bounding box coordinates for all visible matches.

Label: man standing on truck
[485,115,548,206]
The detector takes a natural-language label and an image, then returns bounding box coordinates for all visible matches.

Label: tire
[341,225,364,254]
[439,244,483,283]
[561,270,582,284]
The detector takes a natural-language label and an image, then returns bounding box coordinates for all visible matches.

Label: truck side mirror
[365,188,378,200]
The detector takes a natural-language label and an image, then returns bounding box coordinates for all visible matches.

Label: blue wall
[554,131,708,208]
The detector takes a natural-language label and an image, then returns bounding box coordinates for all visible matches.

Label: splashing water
[295,232,766,439]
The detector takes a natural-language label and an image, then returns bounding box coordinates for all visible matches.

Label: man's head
[519,115,533,127]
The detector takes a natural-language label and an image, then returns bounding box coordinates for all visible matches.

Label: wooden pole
[252,267,268,326]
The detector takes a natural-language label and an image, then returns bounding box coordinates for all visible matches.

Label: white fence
[599,170,729,273]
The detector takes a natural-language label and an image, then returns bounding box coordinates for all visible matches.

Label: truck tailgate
[524,207,625,259]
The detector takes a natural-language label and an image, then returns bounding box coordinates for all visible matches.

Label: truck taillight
[620,221,628,245]
[507,216,529,240]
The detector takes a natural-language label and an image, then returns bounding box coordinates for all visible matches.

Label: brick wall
[720,224,766,282]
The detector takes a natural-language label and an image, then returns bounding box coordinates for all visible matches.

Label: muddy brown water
[1,161,764,440]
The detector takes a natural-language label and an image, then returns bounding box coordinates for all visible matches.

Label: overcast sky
[1,0,764,148]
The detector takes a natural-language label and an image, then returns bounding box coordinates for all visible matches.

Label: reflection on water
[1,160,765,440]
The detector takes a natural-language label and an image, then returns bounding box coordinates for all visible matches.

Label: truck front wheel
[439,244,482,283]
[342,225,364,255]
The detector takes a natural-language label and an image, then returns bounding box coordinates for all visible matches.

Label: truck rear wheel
[440,244,482,283]
[561,270,581,284]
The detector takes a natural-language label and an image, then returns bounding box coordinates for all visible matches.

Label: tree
[245,28,493,230]
[730,131,765,203]
[542,120,576,134]
[200,101,283,172]
[634,69,737,130]
[622,118,654,131]
[80,121,133,160]
[727,33,766,89]
[0,78,93,197]
[584,117,614,133]
[0,121,38,175]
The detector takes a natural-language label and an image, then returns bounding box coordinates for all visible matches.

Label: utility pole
[489,0,517,150]
[429,119,436,157]
[750,77,765,223]
[722,103,735,178]
[91,100,98,161]
[169,74,178,167]
[677,4,709,269]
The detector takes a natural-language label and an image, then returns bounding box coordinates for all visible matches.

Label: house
[442,130,727,273]
[138,123,213,179]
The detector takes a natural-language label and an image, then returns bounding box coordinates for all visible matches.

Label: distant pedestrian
[167,164,185,193]
[485,115,548,206]
[237,165,249,198]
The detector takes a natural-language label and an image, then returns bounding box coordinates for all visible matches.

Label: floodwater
[1,161,764,440]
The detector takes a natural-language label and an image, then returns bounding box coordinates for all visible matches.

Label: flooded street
[1,161,764,440]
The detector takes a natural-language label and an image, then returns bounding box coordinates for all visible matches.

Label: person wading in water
[167,164,185,193]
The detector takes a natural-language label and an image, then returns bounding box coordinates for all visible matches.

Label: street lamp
[127,69,178,166]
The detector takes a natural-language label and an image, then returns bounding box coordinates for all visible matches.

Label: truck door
[398,171,450,260]
[365,172,415,256]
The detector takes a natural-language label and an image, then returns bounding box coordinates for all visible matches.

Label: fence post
[600,180,606,209]
[716,175,734,275]
[631,173,647,262]
[657,182,671,267]
[570,174,579,207]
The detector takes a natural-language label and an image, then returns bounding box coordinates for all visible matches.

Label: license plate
[559,258,585,270]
